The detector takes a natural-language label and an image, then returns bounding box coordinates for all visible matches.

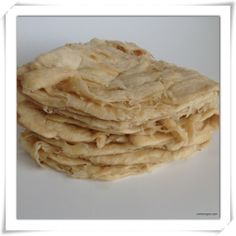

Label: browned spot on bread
[89,54,97,60]
[133,49,144,56]
[116,45,127,53]
[56,79,72,90]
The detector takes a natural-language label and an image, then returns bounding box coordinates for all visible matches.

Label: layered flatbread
[17,39,219,180]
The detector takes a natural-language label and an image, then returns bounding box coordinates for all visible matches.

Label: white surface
[17,16,220,219]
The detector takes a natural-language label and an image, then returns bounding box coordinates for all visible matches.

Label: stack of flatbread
[17,38,219,180]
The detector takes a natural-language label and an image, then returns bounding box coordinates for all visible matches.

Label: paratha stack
[17,39,219,180]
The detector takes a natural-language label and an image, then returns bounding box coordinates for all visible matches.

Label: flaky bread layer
[20,132,209,180]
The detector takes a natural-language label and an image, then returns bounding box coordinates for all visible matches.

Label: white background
[16,16,220,219]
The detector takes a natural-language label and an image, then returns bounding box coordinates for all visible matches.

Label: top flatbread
[18,39,219,123]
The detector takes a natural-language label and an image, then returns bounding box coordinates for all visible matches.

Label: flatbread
[17,38,219,180]
[20,132,208,180]
[22,113,216,160]
[18,89,218,133]
[18,101,108,147]
[18,39,219,123]
[20,82,218,123]
[18,100,218,153]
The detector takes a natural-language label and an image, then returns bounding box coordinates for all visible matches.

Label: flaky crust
[18,39,219,123]
[17,38,219,180]
[20,132,209,180]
